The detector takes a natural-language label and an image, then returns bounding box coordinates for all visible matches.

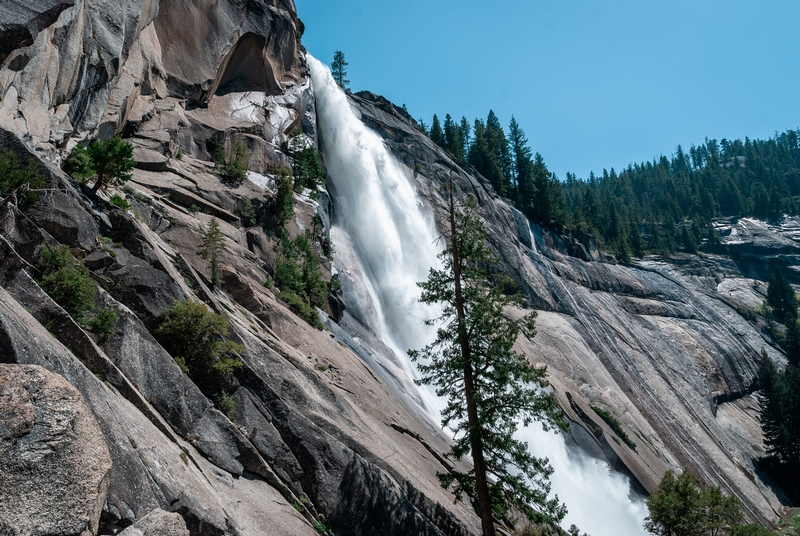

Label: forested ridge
[419,112,800,261]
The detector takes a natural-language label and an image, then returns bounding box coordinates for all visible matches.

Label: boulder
[0,364,111,536]
[118,509,189,536]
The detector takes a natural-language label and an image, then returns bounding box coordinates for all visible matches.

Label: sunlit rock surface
[348,89,788,527]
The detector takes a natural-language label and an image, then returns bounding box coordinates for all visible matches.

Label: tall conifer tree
[410,181,566,535]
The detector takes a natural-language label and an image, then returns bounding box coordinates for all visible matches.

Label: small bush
[156,300,243,386]
[176,147,184,160]
[63,144,93,183]
[313,520,331,534]
[0,150,45,208]
[217,141,248,185]
[278,290,323,330]
[591,405,637,450]
[214,391,237,421]
[292,146,323,192]
[188,204,201,214]
[86,308,118,336]
[328,273,341,294]
[239,198,257,227]
[39,246,97,322]
[109,194,130,210]
[122,184,146,201]
[274,230,327,329]
[273,165,295,225]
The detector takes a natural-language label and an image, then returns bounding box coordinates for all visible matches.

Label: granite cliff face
[348,90,790,527]
[0,2,480,535]
[0,0,793,534]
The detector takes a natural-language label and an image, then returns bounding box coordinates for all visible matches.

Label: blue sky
[295,0,800,180]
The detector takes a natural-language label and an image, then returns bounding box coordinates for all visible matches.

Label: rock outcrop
[0,364,111,536]
[117,509,190,536]
[347,90,789,527]
[0,1,483,535]
[0,0,794,533]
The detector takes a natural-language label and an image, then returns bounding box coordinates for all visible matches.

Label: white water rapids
[308,55,647,536]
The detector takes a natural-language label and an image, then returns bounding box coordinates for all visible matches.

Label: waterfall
[308,54,647,536]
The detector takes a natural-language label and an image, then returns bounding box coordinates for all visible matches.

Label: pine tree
[86,136,135,194]
[198,218,224,287]
[430,114,446,149]
[485,110,512,194]
[508,116,535,208]
[331,51,350,89]
[459,116,472,156]
[644,470,746,536]
[444,114,464,160]
[409,183,566,535]
[784,319,800,368]
[417,117,429,136]
[767,269,797,322]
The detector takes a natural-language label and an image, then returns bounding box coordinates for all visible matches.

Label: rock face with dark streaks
[0,1,483,535]
[347,90,789,527]
[0,0,795,533]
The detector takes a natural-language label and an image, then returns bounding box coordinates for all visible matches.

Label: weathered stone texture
[0,364,111,536]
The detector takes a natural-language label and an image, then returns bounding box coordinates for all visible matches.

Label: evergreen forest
[419,113,800,262]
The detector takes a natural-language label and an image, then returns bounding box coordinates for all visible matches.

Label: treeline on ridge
[419,112,800,262]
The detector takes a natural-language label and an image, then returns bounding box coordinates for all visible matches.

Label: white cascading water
[308,55,647,536]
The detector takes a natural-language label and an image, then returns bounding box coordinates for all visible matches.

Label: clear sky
[294,0,800,181]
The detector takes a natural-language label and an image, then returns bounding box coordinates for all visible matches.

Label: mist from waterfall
[308,54,647,536]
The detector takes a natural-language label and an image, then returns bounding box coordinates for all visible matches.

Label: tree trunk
[448,176,494,536]
[90,171,104,195]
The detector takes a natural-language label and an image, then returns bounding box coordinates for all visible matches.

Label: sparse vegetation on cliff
[590,405,637,450]
[198,218,224,287]
[156,300,243,386]
[64,137,135,194]
[0,150,44,208]
[274,230,326,330]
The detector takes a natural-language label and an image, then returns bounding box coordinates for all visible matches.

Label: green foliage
[123,184,146,201]
[274,230,326,330]
[155,300,243,386]
[176,147,184,160]
[198,218,224,287]
[425,110,568,228]
[0,150,44,208]
[63,144,94,183]
[292,146,324,191]
[331,50,349,89]
[561,131,800,256]
[767,269,797,323]
[590,405,637,450]
[430,114,446,149]
[217,141,249,185]
[188,204,201,214]
[86,308,118,336]
[313,519,331,534]
[214,391,237,421]
[288,131,324,192]
[273,165,295,225]
[409,196,566,533]
[84,137,135,194]
[643,469,772,536]
[758,351,800,500]
[729,525,775,536]
[109,194,130,211]
[238,198,257,227]
[39,246,97,322]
